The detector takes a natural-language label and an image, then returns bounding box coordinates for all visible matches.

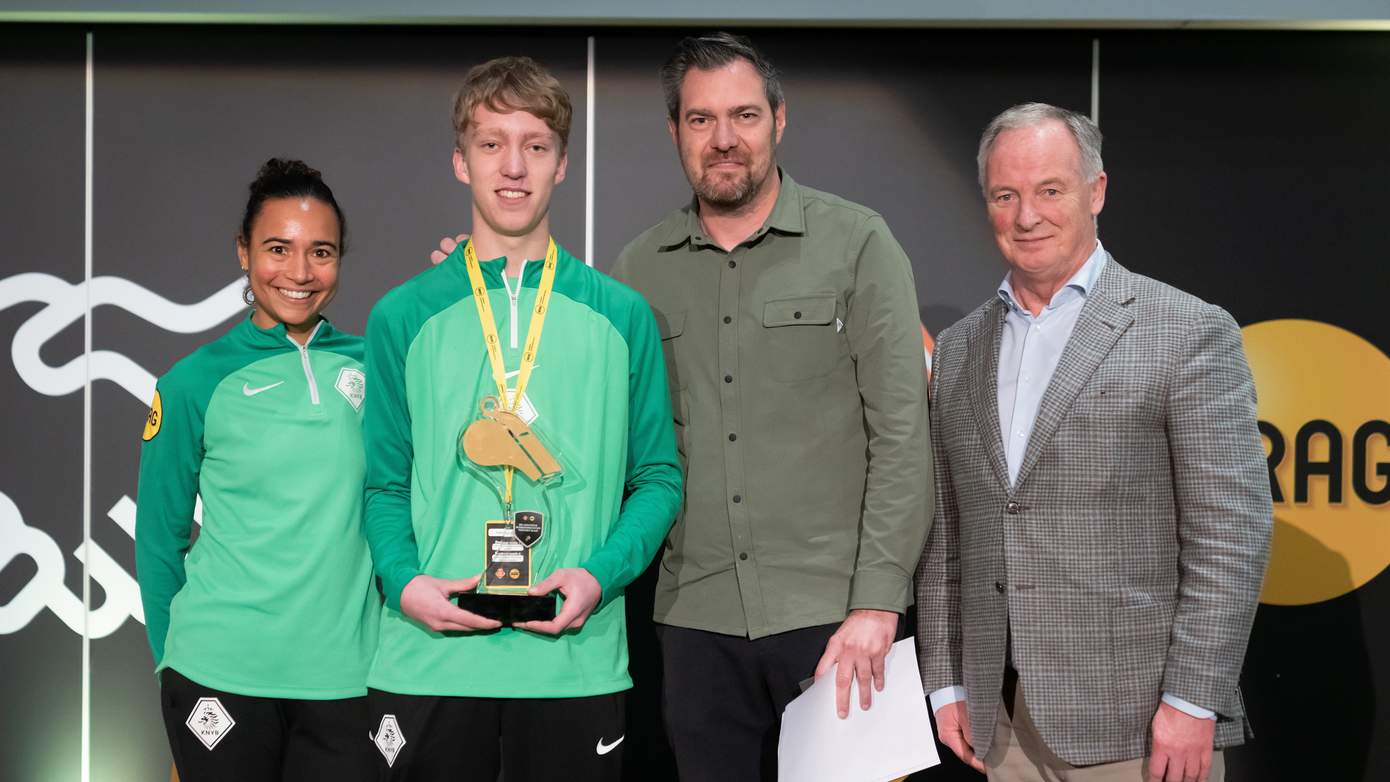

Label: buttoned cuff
[929,685,967,714]
[847,569,912,614]
[1162,692,1216,720]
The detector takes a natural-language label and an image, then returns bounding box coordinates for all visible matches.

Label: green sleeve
[133,379,204,668]
[363,298,422,610]
[580,296,683,605]
[843,215,934,613]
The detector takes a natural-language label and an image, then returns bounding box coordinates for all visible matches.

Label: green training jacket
[364,241,681,698]
[135,316,379,699]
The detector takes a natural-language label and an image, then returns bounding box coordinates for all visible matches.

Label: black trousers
[366,689,626,782]
[658,622,839,782]
[160,668,374,782]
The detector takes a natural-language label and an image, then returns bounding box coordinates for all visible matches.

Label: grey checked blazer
[914,256,1272,765]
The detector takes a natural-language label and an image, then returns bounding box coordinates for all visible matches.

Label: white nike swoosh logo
[503,365,538,380]
[242,381,285,396]
[595,735,624,755]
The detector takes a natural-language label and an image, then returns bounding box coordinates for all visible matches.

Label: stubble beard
[682,127,777,212]
[693,164,758,210]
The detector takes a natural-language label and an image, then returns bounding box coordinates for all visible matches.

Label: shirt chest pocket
[761,293,848,383]
[656,308,687,397]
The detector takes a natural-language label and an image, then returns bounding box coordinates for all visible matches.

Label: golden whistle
[461,396,563,482]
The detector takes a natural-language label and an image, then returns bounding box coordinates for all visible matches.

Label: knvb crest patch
[335,367,365,411]
[372,714,406,767]
[185,697,235,750]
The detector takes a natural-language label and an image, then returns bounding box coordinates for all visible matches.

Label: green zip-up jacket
[135,316,379,699]
[364,241,681,698]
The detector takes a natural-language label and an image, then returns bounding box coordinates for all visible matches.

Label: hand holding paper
[813,608,899,718]
[779,638,941,782]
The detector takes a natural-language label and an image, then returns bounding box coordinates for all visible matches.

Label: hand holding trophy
[512,567,603,635]
[400,572,503,633]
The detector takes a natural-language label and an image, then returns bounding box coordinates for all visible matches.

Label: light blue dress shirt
[929,240,1216,723]
[996,242,1108,485]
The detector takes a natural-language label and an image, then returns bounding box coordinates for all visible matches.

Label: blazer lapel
[967,299,1010,490]
[1012,257,1137,490]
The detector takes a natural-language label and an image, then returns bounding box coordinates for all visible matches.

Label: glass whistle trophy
[454,238,564,624]
[456,394,564,623]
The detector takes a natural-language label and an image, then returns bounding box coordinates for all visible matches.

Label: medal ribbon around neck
[463,237,559,509]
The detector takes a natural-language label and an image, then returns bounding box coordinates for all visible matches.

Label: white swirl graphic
[0,492,153,639]
[1,272,235,636]
[0,272,244,404]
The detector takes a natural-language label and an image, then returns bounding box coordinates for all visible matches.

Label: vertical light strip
[81,29,94,782]
[584,35,595,267]
[1090,38,1101,126]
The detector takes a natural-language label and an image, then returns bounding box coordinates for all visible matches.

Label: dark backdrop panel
[1099,30,1390,782]
[90,25,589,339]
[2,22,1386,782]
[592,29,1095,337]
[87,26,588,780]
[0,27,87,782]
[592,28,1093,780]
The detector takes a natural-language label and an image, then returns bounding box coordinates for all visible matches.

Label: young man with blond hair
[363,56,682,781]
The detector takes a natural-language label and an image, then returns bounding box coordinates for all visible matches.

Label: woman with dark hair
[135,159,377,781]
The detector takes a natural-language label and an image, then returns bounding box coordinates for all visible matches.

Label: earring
[243,283,255,306]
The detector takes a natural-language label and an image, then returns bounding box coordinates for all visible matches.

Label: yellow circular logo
[1243,320,1390,605]
[143,390,163,442]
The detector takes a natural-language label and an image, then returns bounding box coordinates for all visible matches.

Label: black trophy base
[455,591,556,623]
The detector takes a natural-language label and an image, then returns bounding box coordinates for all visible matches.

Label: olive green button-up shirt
[611,171,932,639]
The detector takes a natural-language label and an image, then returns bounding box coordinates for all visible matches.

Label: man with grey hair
[916,102,1270,782]
[613,32,931,780]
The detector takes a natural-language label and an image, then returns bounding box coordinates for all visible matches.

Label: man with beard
[609,32,932,780]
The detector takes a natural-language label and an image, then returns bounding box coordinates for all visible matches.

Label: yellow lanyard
[463,238,558,508]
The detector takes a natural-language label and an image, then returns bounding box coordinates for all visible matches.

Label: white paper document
[778,638,940,782]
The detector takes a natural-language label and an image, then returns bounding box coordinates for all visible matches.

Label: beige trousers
[983,680,1224,782]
